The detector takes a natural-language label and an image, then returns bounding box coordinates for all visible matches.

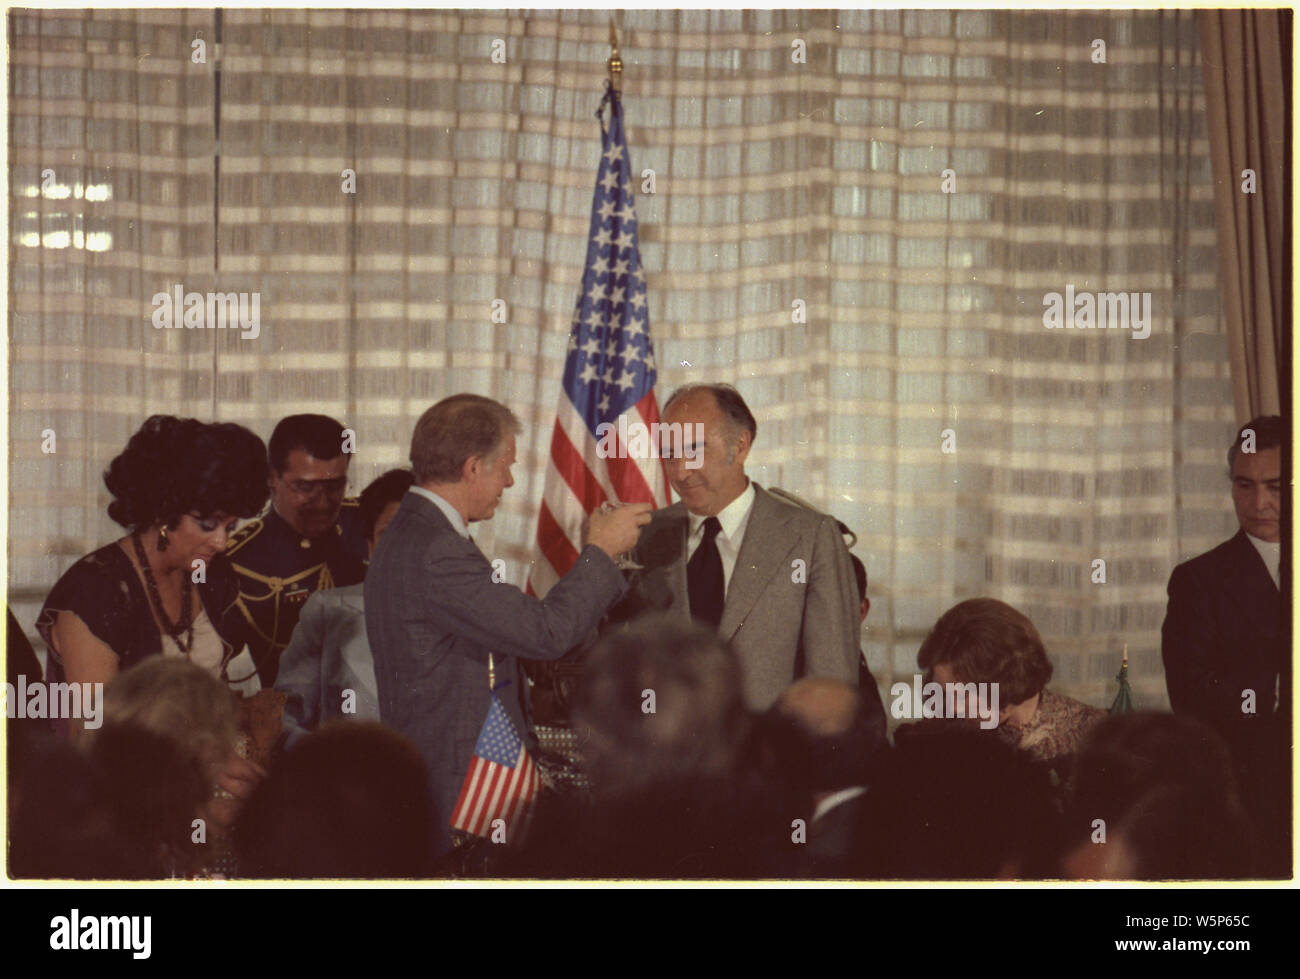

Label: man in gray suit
[364,394,650,857]
[611,384,862,711]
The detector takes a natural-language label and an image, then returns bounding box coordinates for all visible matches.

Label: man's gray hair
[409,394,521,483]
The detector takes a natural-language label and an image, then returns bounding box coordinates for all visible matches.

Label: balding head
[661,384,754,516]
[764,677,883,795]
[775,677,860,739]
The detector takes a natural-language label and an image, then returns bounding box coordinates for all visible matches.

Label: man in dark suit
[610,384,863,711]
[364,394,650,858]
[764,676,885,876]
[1161,414,1287,874]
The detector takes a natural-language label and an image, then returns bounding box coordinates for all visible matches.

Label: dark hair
[268,414,348,474]
[234,722,436,878]
[916,598,1053,706]
[1227,414,1283,470]
[103,415,269,530]
[409,394,521,484]
[574,616,749,798]
[850,554,867,605]
[1066,712,1252,878]
[358,469,415,540]
[860,725,1056,878]
[87,723,212,878]
[9,732,199,879]
[663,383,757,444]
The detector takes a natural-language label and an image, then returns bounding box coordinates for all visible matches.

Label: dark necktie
[687,516,725,629]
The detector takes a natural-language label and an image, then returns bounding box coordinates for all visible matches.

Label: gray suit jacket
[612,483,860,710]
[274,583,380,750]
[364,490,626,855]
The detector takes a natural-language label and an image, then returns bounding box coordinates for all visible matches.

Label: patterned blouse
[997,686,1106,770]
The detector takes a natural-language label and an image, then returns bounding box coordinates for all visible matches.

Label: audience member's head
[85,657,240,788]
[91,658,244,849]
[764,677,881,803]
[358,468,415,548]
[860,723,1057,878]
[1227,414,1282,544]
[1062,712,1253,879]
[266,414,352,539]
[9,736,144,878]
[574,616,749,798]
[235,722,436,878]
[22,658,241,877]
[917,597,1052,710]
[508,618,794,877]
[104,415,268,549]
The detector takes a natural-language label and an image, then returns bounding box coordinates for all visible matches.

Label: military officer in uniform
[227,414,368,685]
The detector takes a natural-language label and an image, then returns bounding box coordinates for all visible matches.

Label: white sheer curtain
[9,7,218,612]
[9,8,1237,711]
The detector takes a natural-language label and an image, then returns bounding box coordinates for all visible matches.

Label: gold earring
[157,525,170,552]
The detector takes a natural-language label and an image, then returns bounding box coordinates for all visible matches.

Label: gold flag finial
[607,17,623,91]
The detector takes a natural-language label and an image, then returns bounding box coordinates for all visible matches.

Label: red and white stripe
[450,745,541,838]
[529,391,670,597]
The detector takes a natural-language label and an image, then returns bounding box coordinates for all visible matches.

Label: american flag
[528,83,669,597]
[449,684,541,838]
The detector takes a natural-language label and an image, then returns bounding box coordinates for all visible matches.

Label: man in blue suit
[364,394,650,858]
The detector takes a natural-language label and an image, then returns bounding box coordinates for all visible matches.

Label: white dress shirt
[1244,532,1282,710]
[409,486,470,540]
[686,480,756,598]
[1246,532,1280,590]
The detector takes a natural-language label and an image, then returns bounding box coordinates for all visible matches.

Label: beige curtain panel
[10,9,1241,713]
[1197,8,1288,421]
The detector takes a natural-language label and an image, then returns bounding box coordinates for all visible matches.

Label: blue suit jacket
[364,490,626,855]
[274,583,380,749]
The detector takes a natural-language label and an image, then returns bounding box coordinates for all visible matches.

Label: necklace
[131,531,195,654]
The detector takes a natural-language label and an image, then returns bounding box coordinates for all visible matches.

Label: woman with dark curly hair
[37,414,269,716]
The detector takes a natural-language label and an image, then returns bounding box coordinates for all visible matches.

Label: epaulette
[226,518,265,556]
[339,497,360,510]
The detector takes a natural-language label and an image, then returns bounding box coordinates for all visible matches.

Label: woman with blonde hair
[82,657,249,877]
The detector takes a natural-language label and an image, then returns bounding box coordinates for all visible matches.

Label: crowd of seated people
[5,412,1287,881]
[10,612,1276,881]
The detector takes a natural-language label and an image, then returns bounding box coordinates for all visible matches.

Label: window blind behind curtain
[9,9,1237,710]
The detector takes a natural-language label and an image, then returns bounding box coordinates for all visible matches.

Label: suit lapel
[719,485,798,640]
[668,521,688,614]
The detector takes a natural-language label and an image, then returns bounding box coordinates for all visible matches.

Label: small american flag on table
[449,678,541,838]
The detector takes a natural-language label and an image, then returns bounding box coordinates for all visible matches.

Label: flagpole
[607,17,622,92]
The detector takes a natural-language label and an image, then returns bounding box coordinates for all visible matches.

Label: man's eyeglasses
[282,477,348,499]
